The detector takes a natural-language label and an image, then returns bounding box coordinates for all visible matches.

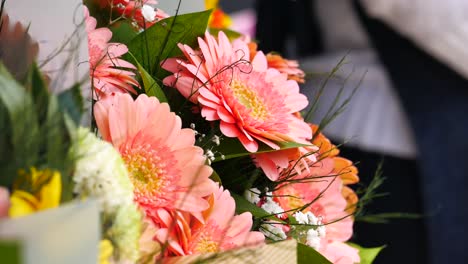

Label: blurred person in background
[252,0,468,263]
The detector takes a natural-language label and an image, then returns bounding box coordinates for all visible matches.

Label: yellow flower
[9,168,61,218]
[99,239,114,264]
[205,0,218,9]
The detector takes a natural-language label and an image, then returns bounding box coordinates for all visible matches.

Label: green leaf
[110,21,138,44]
[29,63,50,123]
[135,61,168,102]
[212,137,312,162]
[126,10,212,77]
[57,84,84,125]
[0,62,40,186]
[232,193,272,219]
[348,243,385,264]
[209,169,222,184]
[297,243,332,264]
[208,28,242,40]
[44,94,73,202]
[0,240,22,264]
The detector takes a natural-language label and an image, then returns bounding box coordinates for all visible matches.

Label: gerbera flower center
[231,79,269,120]
[190,221,229,254]
[288,195,305,211]
[121,142,179,208]
[194,237,219,254]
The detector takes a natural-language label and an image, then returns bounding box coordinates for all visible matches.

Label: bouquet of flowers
[0,0,383,263]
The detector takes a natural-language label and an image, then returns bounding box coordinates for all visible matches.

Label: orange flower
[310,124,360,213]
[266,53,306,83]
[247,40,305,83]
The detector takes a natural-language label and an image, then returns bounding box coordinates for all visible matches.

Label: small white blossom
[261,199,284,218]
[206,150,215,158]
[211,135,221,146]
[71,127,134,214]
[261,223,287,241]
[306,229,321,250]
[292,211,326,250]
[244,188,261,204]
[70,127,141,262]
[294,211,309,224]
[141,5,157,22]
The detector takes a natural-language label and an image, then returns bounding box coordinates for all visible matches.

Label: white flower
[306,228,321,250]
[261,191,285,218]
[292,211,326,250]
[244,188,261,204]
[261,199,284,218]
[71,127,141,262]
[71,127,134,214]
[211,135,221,146]
[261,223,287,241]
[141,5,157,22]
[294,211,309,224]
[110,203,141,262]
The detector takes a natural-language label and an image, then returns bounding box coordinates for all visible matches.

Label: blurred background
[218,1,468,263]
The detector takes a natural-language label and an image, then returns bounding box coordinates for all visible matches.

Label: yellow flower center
[231,79,269,120]
[195,237,219,254]
[286,191,305,210]
[124,151,164,191]
[121,143,178,207]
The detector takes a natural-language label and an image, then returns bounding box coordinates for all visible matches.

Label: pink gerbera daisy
[162,31,312,154]
[273,176,360,264]
[153,186,264,256]
[94,93,216,218]
[85,7,139,97]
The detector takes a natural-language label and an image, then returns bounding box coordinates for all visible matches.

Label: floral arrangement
[0,0,383,263]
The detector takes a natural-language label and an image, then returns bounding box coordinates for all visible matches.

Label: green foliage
[57,84,84,125]
[232,193,271,219]
[297,242,332,264]
[135,60,168,102]
[348,243,385,264]
[212,137,312,162]
[0,62,40,187]
[208,28,242,40]
[209,169,222,184]
[0,240,22,264]
[110,21,138,45]
[0,62,79,201]
[125,10,211,78]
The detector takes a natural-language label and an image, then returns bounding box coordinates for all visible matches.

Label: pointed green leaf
[208,28,242,40]
[57,84,84,124]
[297,243,332,264]
[126,10,212,77]
[209,169,222,184]
[29,63,50,123]
[136,61,168,102]
[212,137,312,162]
[232,193,274,219]
[110,21,138,44]
[348,243,385,264]
[0,62,39,186]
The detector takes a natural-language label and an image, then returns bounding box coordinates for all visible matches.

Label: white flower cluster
[71,128,141,262]
[244,188,288,241]
[293,211,326,250]
[261,223,287,241]
[261,190,285,218]
[71,127,134,214]
[244,188,261,204]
